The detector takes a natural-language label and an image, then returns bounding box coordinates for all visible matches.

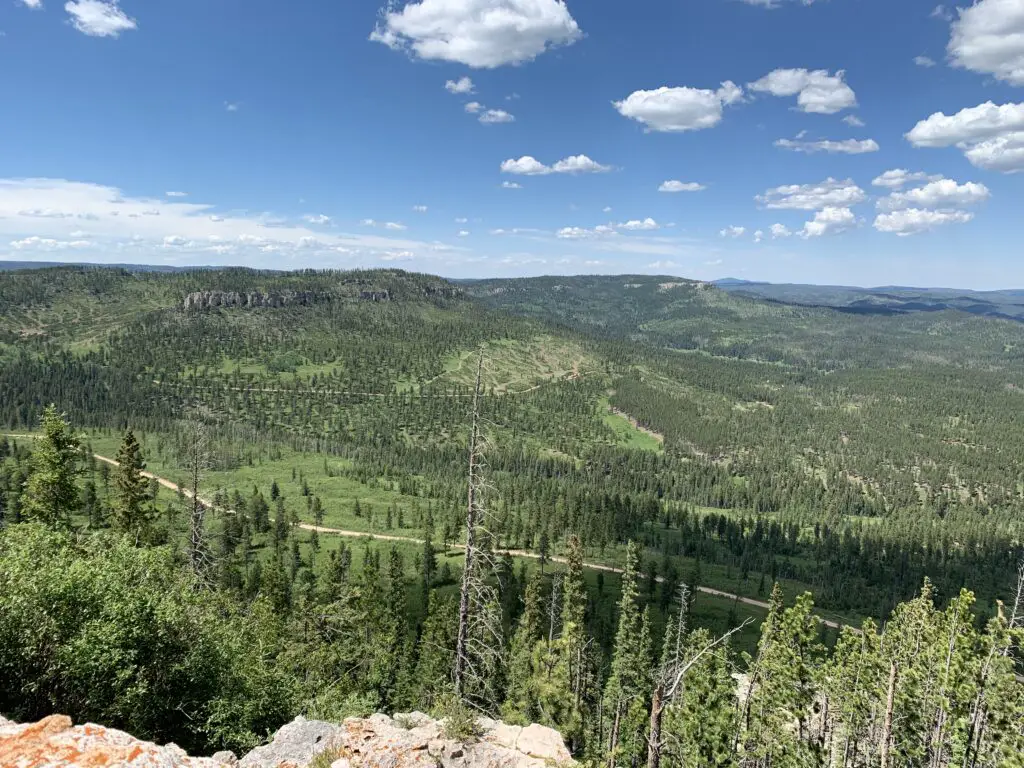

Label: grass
[599,397,663,453]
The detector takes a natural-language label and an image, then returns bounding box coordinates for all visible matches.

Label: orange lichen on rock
[0,714,226,768]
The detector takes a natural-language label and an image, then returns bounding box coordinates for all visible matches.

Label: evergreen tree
[112,429,155,541]
[21,406,81,528]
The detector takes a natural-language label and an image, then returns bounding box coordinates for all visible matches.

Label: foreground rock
[0,714,230,767]
[240,712,573,768]
[0,712,572,768]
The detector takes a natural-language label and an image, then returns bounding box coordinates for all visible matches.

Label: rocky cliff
[0,711,573,768]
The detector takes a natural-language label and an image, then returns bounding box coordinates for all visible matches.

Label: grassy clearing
[441,336,596,392]
[599,397,663,453]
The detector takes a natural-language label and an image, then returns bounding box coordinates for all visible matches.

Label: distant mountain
[0,261,215,273]
[715,280,1024,323]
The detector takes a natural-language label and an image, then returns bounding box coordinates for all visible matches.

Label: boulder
[239,716,344,768]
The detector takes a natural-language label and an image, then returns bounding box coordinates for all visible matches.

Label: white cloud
[370,0,582,68]
[602,206,612,212]
[800,206,856,238]
[479,109,515,124]
[303,214,332,225]
[556,226,595,240]
[842,115,866,127]
[384,222,407,230]
[613,82,743,132]
[756,178,866,210]
[753,230,765,243]
[165,191,188,198]
[740,0,823,6]
[412,205,428,213]
[458,230,470,237]
[65,0,135,37]
[455,217,468,223]
[948,0,1024,85]
[932,5,954,21]
[872,169,942,189]
[906,101,1024,172]
[874,208,974,236]
[360,218,377,227]
[11,236,91,250]
[720,226,746,238]
[914,55,937,68]
[464,101,483,113]
[556,224,619,239]
[445,76,475,94]
[501,181,522,189]
[747,68,857,114]
[774,137,880,154]
[225,102,240,112]
[379,250,416,262]
[0,179,446,268]
[659,180,706,192]
[770,223,792,239]
[647,260,680,270]
[500,154,611,175]
[877,179,990,211]
[618,218,659,231]
[19,0,43,8]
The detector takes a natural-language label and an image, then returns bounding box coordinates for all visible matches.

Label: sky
[1,0,1023,288]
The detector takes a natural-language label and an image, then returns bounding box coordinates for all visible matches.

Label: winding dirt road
[5,435,844,630]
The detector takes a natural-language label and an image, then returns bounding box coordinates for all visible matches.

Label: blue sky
[1,0,1023,287]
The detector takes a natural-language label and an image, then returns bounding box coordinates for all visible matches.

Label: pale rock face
[0,712,573,768]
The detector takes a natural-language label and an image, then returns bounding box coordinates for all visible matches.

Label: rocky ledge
[0,712,573,768]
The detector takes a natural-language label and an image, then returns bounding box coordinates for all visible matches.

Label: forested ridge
[0,265,1022,765]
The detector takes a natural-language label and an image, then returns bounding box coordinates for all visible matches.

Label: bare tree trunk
[608,701,622,768]
[185,419,211,582]
[647,683,664,768]
[880,661,898,768]
[454,353,484,697]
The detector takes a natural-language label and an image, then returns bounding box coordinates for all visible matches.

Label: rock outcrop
[0,714,232,767]
[183,290,326,312]
[0,713,573,768]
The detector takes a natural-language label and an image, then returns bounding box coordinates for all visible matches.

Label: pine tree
[503,574,544,724]
[112,429,154,541]
[603,541,652,768]
[22,405,81,528]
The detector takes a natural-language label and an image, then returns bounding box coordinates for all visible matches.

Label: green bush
[0,523,297,755]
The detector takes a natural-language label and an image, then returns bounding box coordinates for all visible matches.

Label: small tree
[112,429,155,541]
[22,405,81,528]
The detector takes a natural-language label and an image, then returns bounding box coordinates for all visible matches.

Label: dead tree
[183,418,213,583]
[454,352,506,703]
[647,583,751,768]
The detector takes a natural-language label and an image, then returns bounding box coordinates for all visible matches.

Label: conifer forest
[1,266,1022,766]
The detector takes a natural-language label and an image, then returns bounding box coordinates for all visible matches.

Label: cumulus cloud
[872,169,942,189]
[64,0,136,37]
[384,222,407,231]
[753,230,765,243]
[906,101,1024,172]
[915,55,937,68]
[479,108,515,124]
[800,207,856,238]
[618,218,659,231]
[659,180,706,192]
[774,137,880,154]
[874,208,974,236]
[500,154,611,175]
[19,0,43,8]
[445,76,475,94]
[370,0,582,68]
[843,115,866,127]
[613,82,743,132]
[748,68,857,114]
[720,226,746,238]
[501,181,523,189]
[877,178,990,211]
[948,0,1024,85]
[647,260,681,269]
[412,205,428,213]
[464,102,483,114]
[770,223,792,239]
[165,191,188,198]
[11,236,91,250]
[458,230,470,237]
[756,178,866,210]
[303,214,332,225]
